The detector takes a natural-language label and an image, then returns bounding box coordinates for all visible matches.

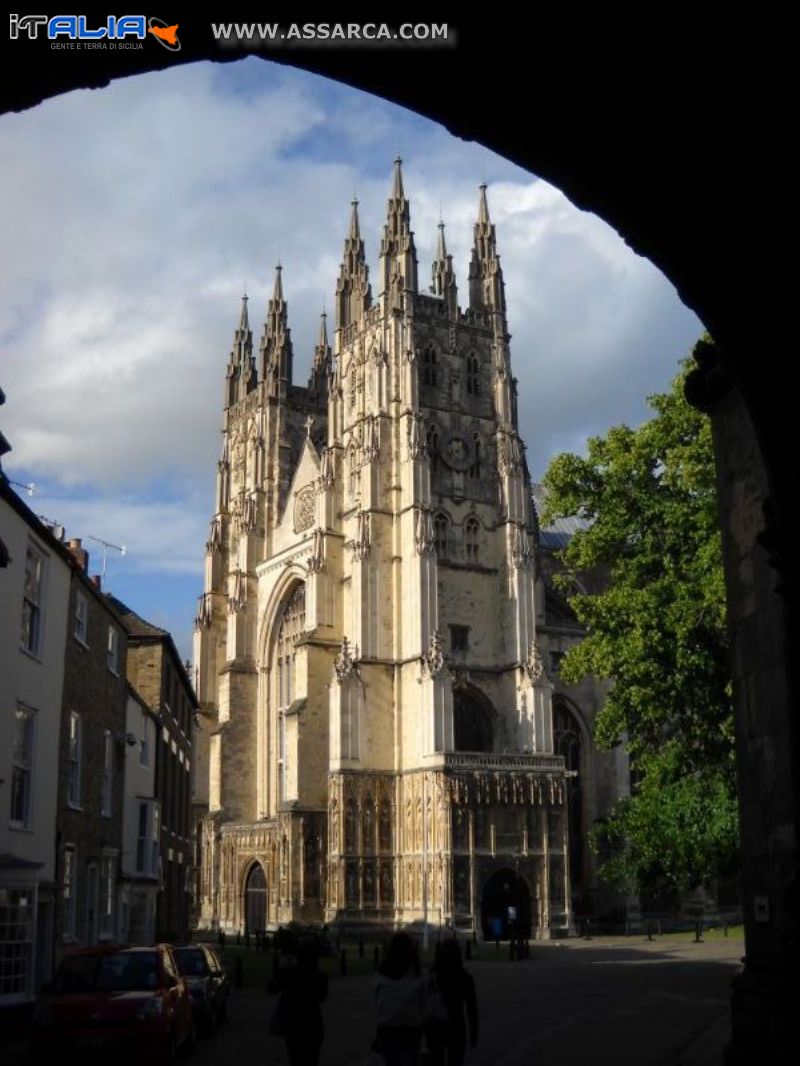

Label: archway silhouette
[1,31,795,1062]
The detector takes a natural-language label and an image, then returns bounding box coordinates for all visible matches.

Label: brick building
[53,544,128,959]
[106,597,197,941]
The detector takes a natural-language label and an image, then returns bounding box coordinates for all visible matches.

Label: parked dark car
[31,944,195,1063]
[173,944,230,1034]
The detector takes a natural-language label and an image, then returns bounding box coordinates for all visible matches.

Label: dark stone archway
[481,868,532,941]
[1,24,796,1063]
[243,862,267,934]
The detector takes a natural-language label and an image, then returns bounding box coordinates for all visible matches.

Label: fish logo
[147,18,180,50]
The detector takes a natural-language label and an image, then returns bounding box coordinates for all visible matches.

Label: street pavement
[192,935,743,1066]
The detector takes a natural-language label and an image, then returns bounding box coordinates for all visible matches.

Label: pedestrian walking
[425,939,478,1066]
[371,932,427,1066]
[269,940,328,1066]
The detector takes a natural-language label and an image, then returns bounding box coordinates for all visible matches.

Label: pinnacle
[478,183,491,225]
[349,199,361,241]
[391,157,404,201]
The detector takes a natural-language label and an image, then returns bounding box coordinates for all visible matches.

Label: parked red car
[31,944,195,1063]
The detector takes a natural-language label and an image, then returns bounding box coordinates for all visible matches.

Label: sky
[0,57,702,661]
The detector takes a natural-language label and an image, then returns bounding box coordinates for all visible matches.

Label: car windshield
[174,949,208,976]
[52,952,160,993]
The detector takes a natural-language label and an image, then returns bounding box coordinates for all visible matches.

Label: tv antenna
[87,534,127,579]
[8,478,35,496]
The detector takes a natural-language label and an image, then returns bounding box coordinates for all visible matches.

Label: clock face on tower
[442,433,473,472]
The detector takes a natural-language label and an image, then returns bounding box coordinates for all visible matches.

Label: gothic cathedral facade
[194,162,601,938]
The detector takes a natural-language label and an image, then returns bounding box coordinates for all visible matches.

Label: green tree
[541,342,739,902]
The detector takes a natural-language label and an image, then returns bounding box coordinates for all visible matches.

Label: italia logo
[9,15,181,49]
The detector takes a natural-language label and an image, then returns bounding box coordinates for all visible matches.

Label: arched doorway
[244,863,267,934]
[453,685,495,753]
[480,868,531,940]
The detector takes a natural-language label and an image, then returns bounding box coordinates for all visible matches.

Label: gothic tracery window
[467,353,480,395]
[275,584,306,803]
[469,436,482,479]
[464,517,480,564]
[434,513,449,557]
[427,426,440,472]
[422,344,438,387]
[348,445,359,499]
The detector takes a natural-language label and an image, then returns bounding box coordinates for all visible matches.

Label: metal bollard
[647,920,654,942]
[339,948,347,976]
[694,920,704,943]
[584,920,592,941]
[234,955,244,990]
[236,930,241,946]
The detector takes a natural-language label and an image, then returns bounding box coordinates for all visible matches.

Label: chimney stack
[67,537,89,573]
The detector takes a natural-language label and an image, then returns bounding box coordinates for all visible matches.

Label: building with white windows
[0,475,71,1007]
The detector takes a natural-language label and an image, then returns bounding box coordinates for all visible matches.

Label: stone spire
[379,158,418,304]
[336,199,372,333]
[469,184,506,315]
[259,264,293,398]
[224,293,255,407]
[308,310,331,403]
[431,220,458,315]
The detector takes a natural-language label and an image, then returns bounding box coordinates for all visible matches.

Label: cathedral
[193,161,627,938]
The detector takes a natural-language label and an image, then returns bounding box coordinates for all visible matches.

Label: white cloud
[1,56,702,610]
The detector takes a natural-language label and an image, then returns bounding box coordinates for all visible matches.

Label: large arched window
[275,584,305,803]
[554,700,584,884]
[453,686,495,753]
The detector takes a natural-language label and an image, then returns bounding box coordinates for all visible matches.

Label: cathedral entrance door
[244,863,268,934]
[480,868,531,940]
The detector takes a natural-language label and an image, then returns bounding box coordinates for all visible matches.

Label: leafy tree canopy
[540,343,738,898]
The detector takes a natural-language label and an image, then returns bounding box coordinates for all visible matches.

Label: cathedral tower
[194,164,571,938]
